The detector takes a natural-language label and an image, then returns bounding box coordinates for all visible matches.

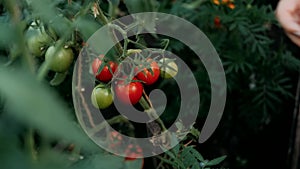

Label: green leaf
[157,155,185,169]
[172,144,180,155]
[124,0,158,13]
[0,23,16,47]
[190,148,204,162]
[191,162,201,169]
[0,118,31,169]
[0,68,94,150]
[206,155,227,166]
[163,147,176,159]
[73,153,123,169]
[123,0,159,33]
[31,0,73,37]
[181,146,195,166]
[74,16,102,41]
[50,72,68,86]
[33,149,71,169]
[156,156,175,166]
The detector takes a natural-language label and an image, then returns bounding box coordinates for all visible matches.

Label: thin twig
[76,49,96,128]
[89,115,132,135]
[25,128,37,160]
[95,2,123,55]
[143,90,154,108]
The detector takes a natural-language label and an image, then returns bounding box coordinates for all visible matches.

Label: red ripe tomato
[92,55,118,82]
[124,144,143,161]
[136,59,160,85]
[214,16,221,28]
[114,78,143,105]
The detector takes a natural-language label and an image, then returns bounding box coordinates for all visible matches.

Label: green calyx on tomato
[136,59,160,85]
[91,84,113,109]
[159,58,178,79]
[45,44,74,73]
[92,55,118,83]
[114,78,143,105]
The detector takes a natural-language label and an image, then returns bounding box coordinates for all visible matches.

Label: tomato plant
[92,55,118,83]
[91,84,113,109]
[1,0,293,169]
[136,59,160,85]
[45,44,74,73]
[113,78,143,105]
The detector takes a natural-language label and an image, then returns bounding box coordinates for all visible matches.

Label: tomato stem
[143,90,154,108]
[108,24,129,59]
[162,39,170,51]
[139,95,168,132]
[95,4,124,56]
[139,96,151,110]
[128,39,148,49]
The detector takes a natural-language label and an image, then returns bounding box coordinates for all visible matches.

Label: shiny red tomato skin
[92,55,118,83]
[114,78,143,105]
[136,60,160,85]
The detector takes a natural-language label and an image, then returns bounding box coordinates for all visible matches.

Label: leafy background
[0,0,299,169]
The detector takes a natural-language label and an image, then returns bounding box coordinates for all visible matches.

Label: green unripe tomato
[159,58,178,79]
[45,45,74,73]
[25,28,53,57]
[91,84,113,109]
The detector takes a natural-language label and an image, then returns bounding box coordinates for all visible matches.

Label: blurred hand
[276,0,300,46]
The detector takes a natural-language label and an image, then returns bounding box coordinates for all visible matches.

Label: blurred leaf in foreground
[0,67,97,151]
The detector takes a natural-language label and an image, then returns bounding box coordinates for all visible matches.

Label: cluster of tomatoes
[91,54,178,109]
[25,22,74,73]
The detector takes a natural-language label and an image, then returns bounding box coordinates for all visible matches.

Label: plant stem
[96,3,123,55]
[139,95,167,132]
[89,115,133,135]
[163,39,170,51]
[96,1,109,24]
[128,39,148,49]
[25,128,37,161]
[139,96,151,110]
[108,23,129,59]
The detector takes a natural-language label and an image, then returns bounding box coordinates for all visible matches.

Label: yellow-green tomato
[159,58,178,79]
[91,84,113,109]
[45,45,74,73]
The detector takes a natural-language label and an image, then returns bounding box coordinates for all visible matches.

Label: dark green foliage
[0,0,297,169]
